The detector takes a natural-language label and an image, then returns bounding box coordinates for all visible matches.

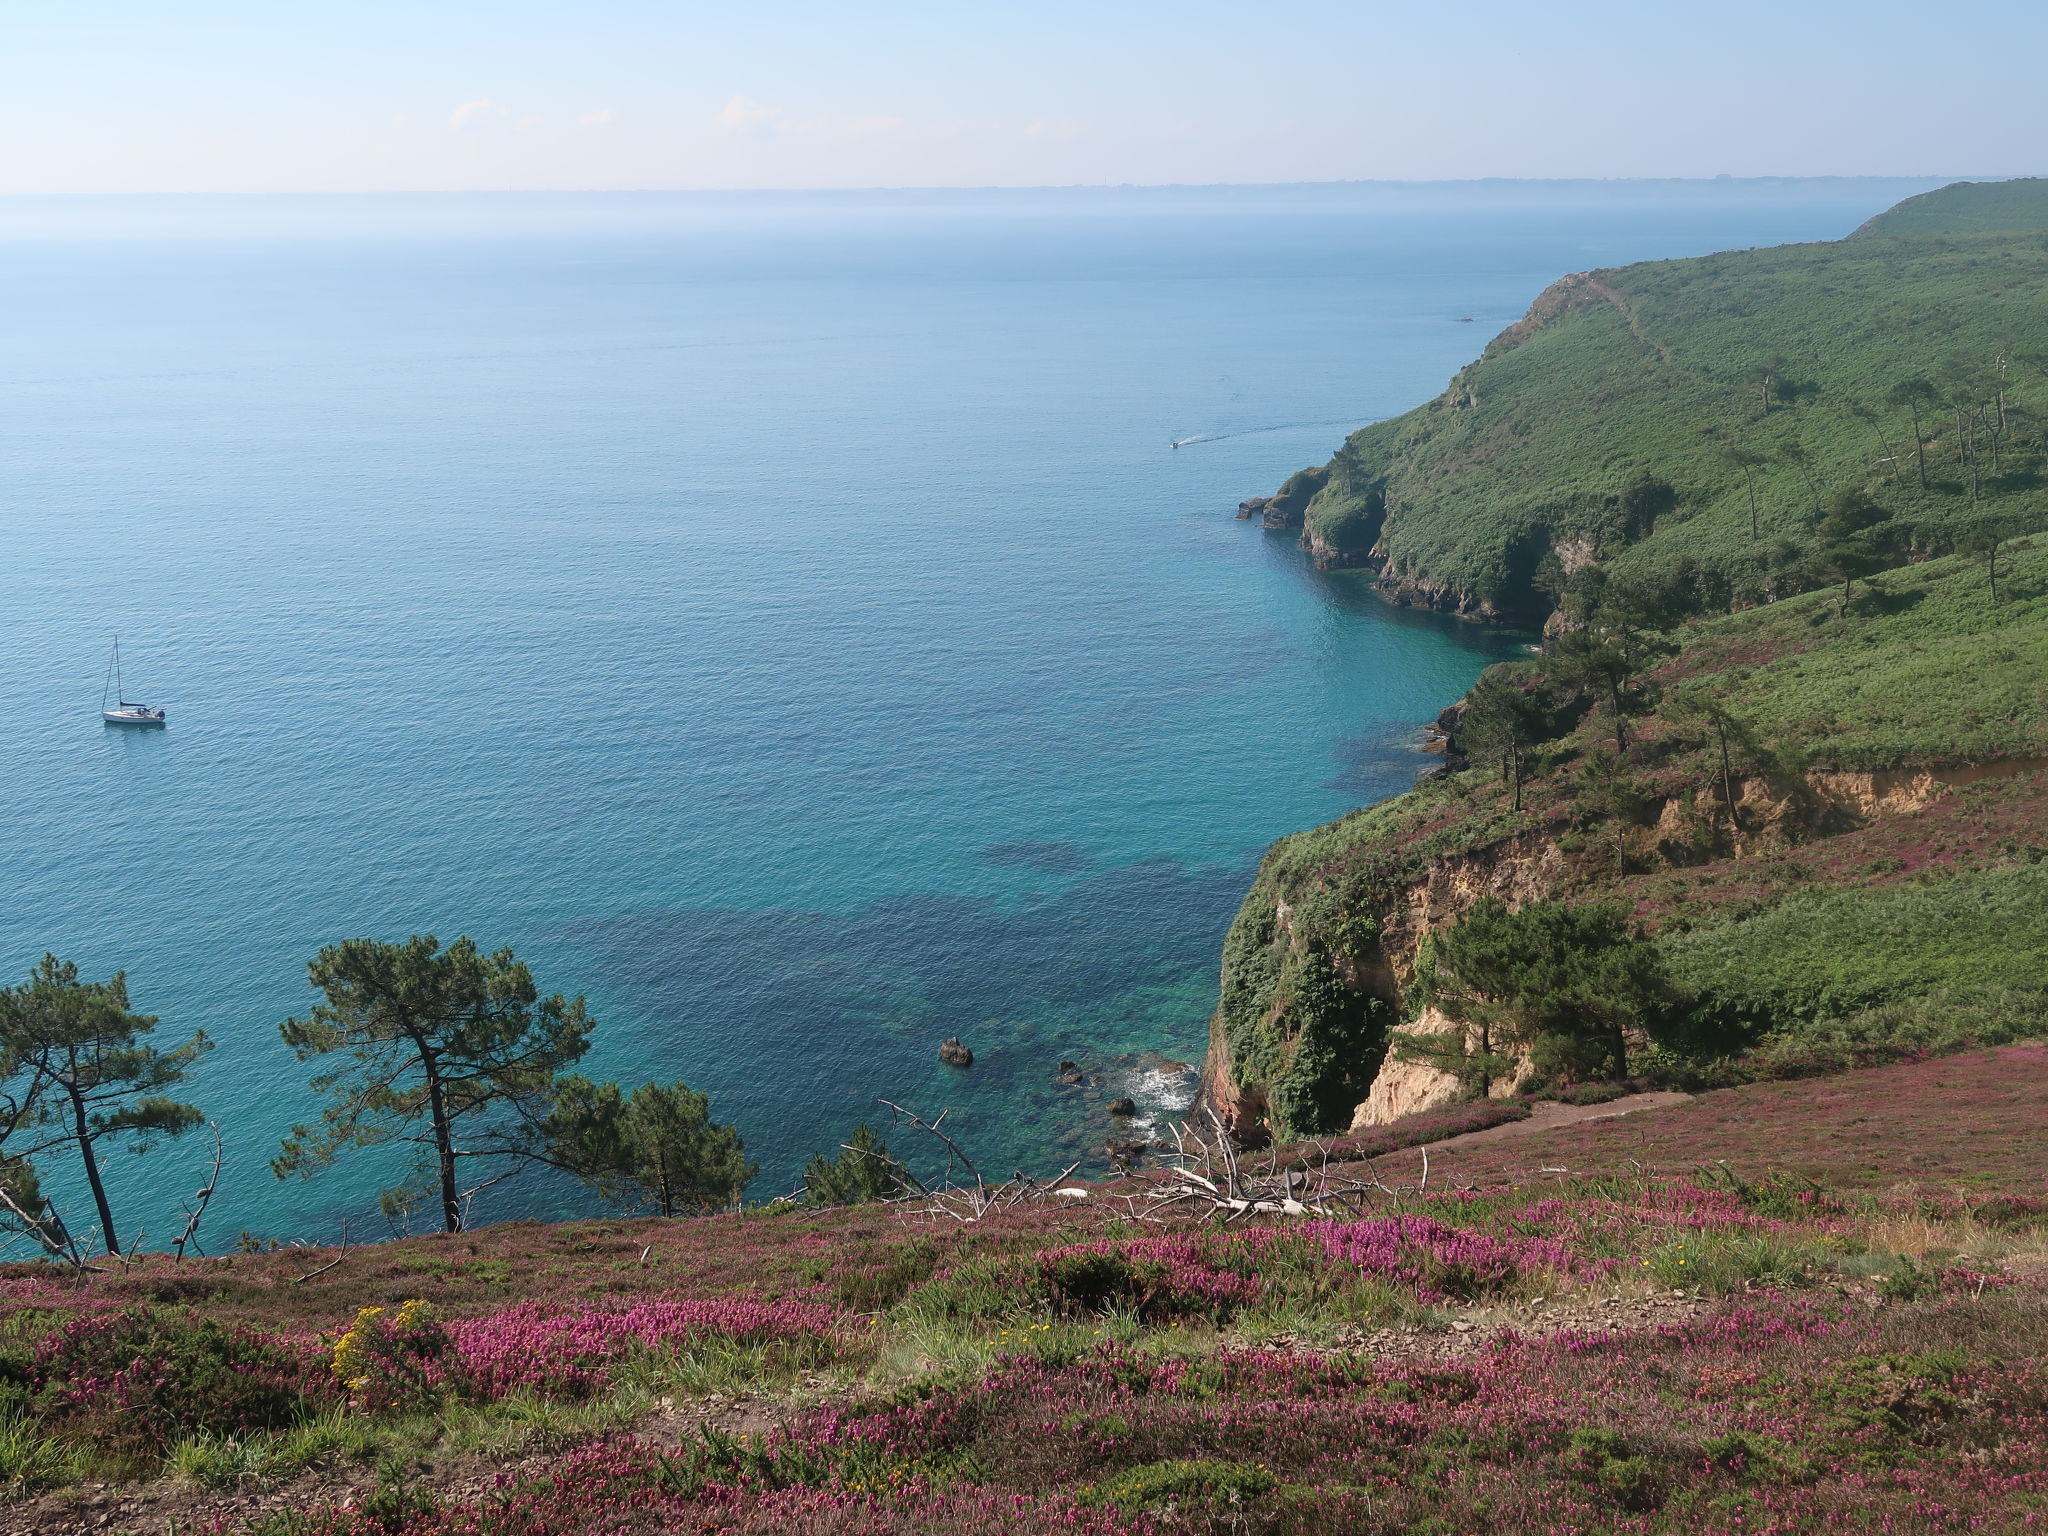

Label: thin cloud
[449,99,503,130]
[580,110,616,128]
[716,96,779,136]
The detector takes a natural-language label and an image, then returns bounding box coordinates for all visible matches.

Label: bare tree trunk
[1908,404,1927,489]
[422,1054,461,1233]
[1716,726,1740,839]
[68,1084,120,1255]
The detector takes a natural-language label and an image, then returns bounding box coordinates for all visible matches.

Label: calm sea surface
[0,182,1941,1239]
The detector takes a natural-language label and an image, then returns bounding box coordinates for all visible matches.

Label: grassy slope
[1295,183,2048,614]
[1853,176,2048,237]
[1215,539,2048,1134]
[5,1051,2047,1535]
[1206,181,2048,1140]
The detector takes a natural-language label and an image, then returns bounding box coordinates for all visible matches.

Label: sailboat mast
[102,636,119,711]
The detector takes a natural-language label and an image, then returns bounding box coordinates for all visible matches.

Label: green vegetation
[1405,897,1680,1089]
[1291,180,2048,619]
[1852,176,2048,238]
[0,956,211,1259]
[1209,181,2048,1139]
[1217,538,2048,1135]
[799,1120,912,1206]
[1664,862,2048,1027]
[275,935,599,1233]
[544,1077,757,1218]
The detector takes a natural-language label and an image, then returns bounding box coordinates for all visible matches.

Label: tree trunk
[1908,404,1926,489]
[421,1053,461,1233]
[68,1084,121,1255]
[1716,727,1740,841]
[1608,681,1628,755]
[1610,1023,1629,1081]
[1509,744,1523,812]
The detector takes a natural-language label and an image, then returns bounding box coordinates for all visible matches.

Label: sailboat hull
[102,708,166,726]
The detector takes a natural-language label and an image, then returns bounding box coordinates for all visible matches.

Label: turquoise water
[0,183,1937,1241]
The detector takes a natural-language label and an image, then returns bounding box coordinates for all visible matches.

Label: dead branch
[171,1122,225,1262]
[0,1183,90,1270]
[288,1219,354,1285]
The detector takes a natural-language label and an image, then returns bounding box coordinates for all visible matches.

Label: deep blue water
[0,182,1943,1242]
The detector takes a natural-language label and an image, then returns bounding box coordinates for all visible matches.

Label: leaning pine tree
[0,955,210,1258]
[274,935,592,1233]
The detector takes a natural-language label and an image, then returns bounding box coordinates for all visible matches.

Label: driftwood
[876,1099,1089,1223]
[1090,1108,1422,1225]
[287,1219,355,1285]
[833,1097,1447,1230]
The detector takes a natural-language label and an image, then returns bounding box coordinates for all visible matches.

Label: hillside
[1201,180,2048,1150]
[1853,176,2048,238]
[1265,178,2048,622]
[2,1049,2045,1535]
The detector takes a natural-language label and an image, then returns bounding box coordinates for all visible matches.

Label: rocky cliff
[1198,533,2048,1144]
[1204,180,2048,1144]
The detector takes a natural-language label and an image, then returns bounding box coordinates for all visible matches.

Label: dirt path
[1423,1092,1695,1155]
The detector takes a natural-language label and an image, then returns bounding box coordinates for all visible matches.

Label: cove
[0,182,1930,1236]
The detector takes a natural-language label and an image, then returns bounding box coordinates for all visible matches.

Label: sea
[0,178,1949,1243]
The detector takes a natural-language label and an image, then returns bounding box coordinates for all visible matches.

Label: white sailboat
[100,637,166,726]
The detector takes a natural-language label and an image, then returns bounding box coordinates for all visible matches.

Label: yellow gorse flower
[331,1298,437,1392]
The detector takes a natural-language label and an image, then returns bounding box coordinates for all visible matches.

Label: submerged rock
[1107,1097,1138,1117]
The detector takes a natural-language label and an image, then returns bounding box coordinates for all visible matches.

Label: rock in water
[938,1037,974,1067]
[1107,1097,1138,1117]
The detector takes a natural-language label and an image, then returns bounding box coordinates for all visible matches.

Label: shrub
[1036,1240,1260,1323]
[1302,1216,1575,1302]
[31,1308,335,1460]
[330,1299,453,1414]
[1078,1458,1278,1512]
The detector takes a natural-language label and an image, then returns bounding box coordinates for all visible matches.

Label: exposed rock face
[1350,1005,1536,1130]
[938,1037,973,1067]
[1236,497,1271,520]
[1201,756,2034,1144]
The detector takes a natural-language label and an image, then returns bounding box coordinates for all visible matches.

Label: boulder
[938,1037,973,1067]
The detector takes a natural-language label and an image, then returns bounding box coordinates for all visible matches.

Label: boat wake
[1170,416,1378,450]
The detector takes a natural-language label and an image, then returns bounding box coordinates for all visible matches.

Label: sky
[1,0,2042,195]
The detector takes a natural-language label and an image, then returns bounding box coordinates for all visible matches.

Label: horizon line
[1,172,2031,202]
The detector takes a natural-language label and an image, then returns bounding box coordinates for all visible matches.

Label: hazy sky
[3,1,2041,195]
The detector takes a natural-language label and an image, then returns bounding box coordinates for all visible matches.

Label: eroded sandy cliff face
[1200,757,2044,1144]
